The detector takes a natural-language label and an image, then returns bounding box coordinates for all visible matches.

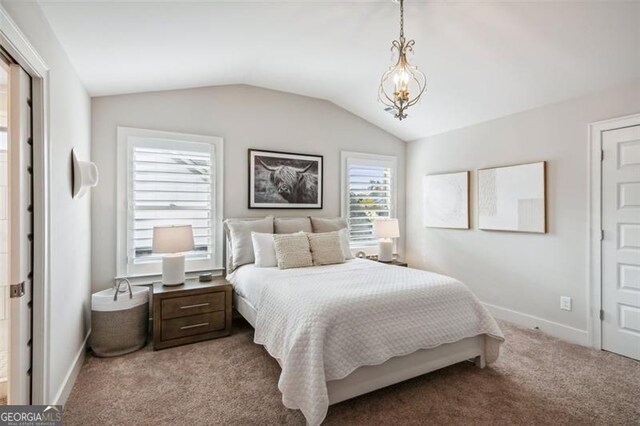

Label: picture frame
[477,161,546,233]
[248,149,323,209]
[422,171,470,229]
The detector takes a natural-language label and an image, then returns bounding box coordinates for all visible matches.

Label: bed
[225,225,504,426]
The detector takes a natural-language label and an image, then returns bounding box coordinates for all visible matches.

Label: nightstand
[152,278,232,350]
[375,259,408,267]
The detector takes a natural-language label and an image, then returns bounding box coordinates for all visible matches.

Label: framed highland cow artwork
[249,149,323,209]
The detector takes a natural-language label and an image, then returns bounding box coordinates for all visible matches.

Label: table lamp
[373,218,399,262]
[152,225,195,286]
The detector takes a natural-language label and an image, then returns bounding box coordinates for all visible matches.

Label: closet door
[8,63,33,404]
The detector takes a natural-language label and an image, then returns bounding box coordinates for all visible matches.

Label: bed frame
[224,219,486,406]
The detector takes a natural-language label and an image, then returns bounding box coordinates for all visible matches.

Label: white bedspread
[229,259,504,426]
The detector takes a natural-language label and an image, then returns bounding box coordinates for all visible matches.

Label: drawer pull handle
[180,302,210,310]
[180,322,209,330]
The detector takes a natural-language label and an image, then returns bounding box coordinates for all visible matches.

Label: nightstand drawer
[161,311,226,341]
[161,291,225,319]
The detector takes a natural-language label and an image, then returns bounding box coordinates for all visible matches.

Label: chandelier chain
[399,0,404,40]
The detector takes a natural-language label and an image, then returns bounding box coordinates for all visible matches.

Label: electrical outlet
[560,296,572,311]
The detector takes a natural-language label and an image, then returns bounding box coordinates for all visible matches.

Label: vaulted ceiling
[38,0,639,141]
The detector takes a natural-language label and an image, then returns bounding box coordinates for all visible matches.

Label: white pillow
[338,228,355,260]
[224,216,274,271]
[251,232,277,268]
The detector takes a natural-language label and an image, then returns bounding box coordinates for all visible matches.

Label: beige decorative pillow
[274,217,313,234]
[273,232,313,269]
[310,217,347,233]
[307,232,346,266]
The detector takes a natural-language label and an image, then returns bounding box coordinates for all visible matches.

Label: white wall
[406,82,640,343]
[1,1,92,403]
[91,85,406,292]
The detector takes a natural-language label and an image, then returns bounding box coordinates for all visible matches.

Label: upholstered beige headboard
[223,216,347,274]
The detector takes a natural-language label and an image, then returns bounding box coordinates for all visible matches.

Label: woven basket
[90,279,149,357]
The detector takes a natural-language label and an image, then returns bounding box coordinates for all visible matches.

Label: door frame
[587,112,640,350]
[0,5,51,404]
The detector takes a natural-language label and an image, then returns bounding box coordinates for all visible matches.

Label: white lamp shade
[152,225,195,254]
[373,218,400,239]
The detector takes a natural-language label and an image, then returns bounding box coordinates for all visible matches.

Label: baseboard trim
[53,330,90,405]
[483,302,590,347]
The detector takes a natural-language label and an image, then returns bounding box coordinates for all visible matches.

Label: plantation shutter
[128,140,215,266]
[345,157,394,247]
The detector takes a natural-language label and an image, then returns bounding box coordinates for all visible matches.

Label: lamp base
[378,239,393,262]
[162,254,186,286]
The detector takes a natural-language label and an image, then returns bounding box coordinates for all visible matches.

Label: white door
[0,55,8,404]
[7,63,33,404]
[601,123,640,361]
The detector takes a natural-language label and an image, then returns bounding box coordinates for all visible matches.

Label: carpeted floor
[63,319,639,425]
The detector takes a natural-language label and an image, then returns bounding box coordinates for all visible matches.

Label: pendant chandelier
[378,0,426,121]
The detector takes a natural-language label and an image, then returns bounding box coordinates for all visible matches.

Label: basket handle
[114,278,133,301]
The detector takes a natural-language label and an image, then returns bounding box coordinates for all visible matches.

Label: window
[117,127,223,278]
[341,151,397,249]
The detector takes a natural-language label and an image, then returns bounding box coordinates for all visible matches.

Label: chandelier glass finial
[378,0,426,121]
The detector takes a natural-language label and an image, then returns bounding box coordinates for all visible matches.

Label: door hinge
[601,150,604,161]
[599,309,604,321]
[600,230,605,241]
[10,281,25,298]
